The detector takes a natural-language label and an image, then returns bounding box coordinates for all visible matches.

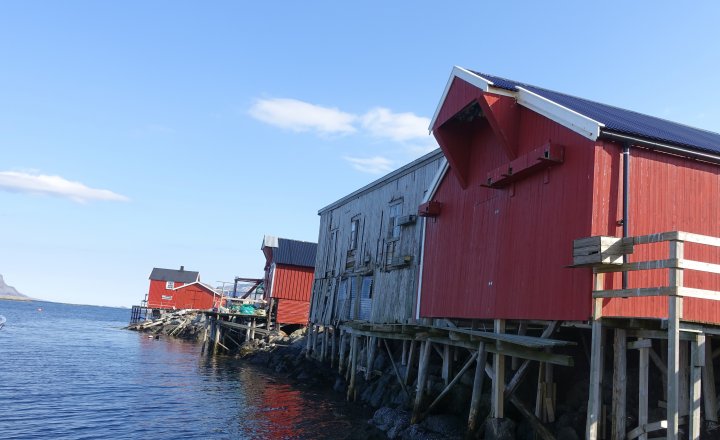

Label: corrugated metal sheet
[273,239,318,267]
[271,265,314,301]
[420,83,596,320]
[471,70,720,156]
[276,299,310,325]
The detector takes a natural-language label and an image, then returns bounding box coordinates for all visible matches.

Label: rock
[386,411,411,439]
[333,377,347,393]
[485,418,516,440]
[556,426,580,440]
[373,352,386,371]
[399,424,448,440]
[421,414,462,436]
[372,407,400,431]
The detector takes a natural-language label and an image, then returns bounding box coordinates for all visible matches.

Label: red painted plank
[277,299,310,325]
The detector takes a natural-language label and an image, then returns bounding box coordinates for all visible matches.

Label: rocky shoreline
[128,317,587,439]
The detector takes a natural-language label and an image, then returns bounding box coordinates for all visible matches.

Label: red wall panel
[271,265,314,302]
[147,280,217,310]
[420,96,597,321]
[147,280,186,309]
[277,299,310,325]
[592,143,720,323]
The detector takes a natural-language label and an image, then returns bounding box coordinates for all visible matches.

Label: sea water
[0,300,369,439]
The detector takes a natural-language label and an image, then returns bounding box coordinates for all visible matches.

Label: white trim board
[421,158,448,204]
[429,67,605,142]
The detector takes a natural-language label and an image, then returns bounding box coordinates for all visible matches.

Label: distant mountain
[0,274,30,300]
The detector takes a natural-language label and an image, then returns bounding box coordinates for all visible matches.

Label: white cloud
[249,98,357,135]
[0,171,130,203]
[360,107,430,142]
[343,156,394,174]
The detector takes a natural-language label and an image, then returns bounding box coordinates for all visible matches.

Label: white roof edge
[421,158,449,204]
[515,86,604,141]
[428,66,494,131]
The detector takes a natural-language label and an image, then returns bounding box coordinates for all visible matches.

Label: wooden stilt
[492,319,506,419]
[305,324,313,359]
[330,327,337,368]
[512,321,528,370]
[680,341,689,417]
[612,328,627,440]
[401,340,408,366]
[467,342,487,433]
[366,336,377,380]
[535,362,545,421]
[442,344,451,386]
[405,340,416,385]
[338,330,347,373]
[411,340,432,424]
[347,334,358,401]
[637,339,650,440]
[667,239,684,440]
[587,271,606,440]
[689,335,704,440]
[703,335,718,422]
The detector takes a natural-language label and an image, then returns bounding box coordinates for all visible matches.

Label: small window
[350,218,360,250]
[166,281,175,289]
[388,202,402,239]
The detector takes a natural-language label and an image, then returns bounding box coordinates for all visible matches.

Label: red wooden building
[147,266,216,310]
[418,67,720,324]
[262,236,317,326]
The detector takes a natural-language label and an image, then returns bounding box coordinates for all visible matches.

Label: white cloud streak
[361,107,430,142]
[249,98,357,135]
[343,156,394,174]
[0,171,130,203]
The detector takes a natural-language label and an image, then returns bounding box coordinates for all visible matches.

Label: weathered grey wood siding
[309,149,445,325]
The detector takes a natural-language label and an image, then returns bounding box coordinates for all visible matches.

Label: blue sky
[1,1,720,307]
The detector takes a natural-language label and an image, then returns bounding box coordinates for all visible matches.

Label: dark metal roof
[471,70,720,156]
[273,238,317,268]
[149,267,199,283]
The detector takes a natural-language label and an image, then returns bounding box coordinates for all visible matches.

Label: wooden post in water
[468,341,487,432]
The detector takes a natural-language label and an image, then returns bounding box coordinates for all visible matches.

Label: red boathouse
[418,67,720,324]
[262,236,317,326]
[147,266,210,310]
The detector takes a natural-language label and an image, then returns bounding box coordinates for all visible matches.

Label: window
[166,281,175,289]
[350,218,360,250]
[388,202,402,239]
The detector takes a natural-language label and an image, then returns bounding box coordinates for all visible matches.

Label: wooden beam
[467,342,487,433]
[405,340,416,385]
[426,336,573,366]
[420,351,478,421]
[612,329,627,440]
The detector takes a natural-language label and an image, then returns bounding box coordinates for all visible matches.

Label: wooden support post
[411,340,432,424]
[492,319,506,419]
[442,344,451,386]
[680,341,689,417]
[690,335,704,440]
[420,350,478,421]
[330,327,337,368]
[667,239,684,440]
[704,336,718,422]
[338,330,347,374]
[545,362,555,423]
[366,336,377,380]
[405,340,416,385]
[305,324,313,359]
[402,340,408,366]
[312,325,320,359]
[347,335,358,401]
[587,271,606,440]
[638,339,650,440]
[468,342,487,433]
[612,328,627,440]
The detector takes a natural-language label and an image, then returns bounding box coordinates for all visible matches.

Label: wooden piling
[587,271,605,440]
[637,339,650,440]
[338,330,347,374]
[467,341,487,432]
[667,239,684,440]
[405,340,416,385]
[411,340,432,424]
[366,336,377,380]
[612,328,627,440]
[690,334,704,440]
[703,336,718,422]
[442,343,451,386]
[492,319,506,419]
[347,334,358,401]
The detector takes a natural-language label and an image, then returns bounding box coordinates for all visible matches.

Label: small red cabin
[418,67,720,324]
[262,236,317,325]
[147,266,211,310]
